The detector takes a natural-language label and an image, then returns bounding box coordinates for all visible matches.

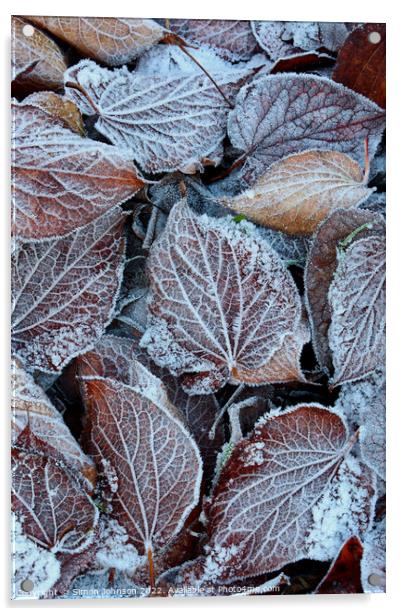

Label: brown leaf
[141,200,307,394]
[78,334,224,481]
[305,208,385,371]
[182,405,374,583]
[12,441,98,553]
[12,17,66,89]
[316,537,363,594]
[11,357,96,487]
[222,150,373,236]
[11,207,126,374]
[23,91,85,135]
[328,234,385,386]
[81,370,202,575]
[333,24,386,109]
[26,16,164,65]
[11,101,144,240]
[228,74,385,184]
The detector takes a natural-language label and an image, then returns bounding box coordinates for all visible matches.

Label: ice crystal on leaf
[141,200,308,394]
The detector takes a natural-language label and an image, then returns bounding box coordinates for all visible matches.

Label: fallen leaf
[328,234,385,386]
[11,357,96,487]
[270,51,334,75]
[78,334,223,481]
[333,23,386,109]
[141,200,307,394]
[186,405,373,582]
[12,437,98,553]
[251,21,351,60]
[12,17,66,89]
[228,73,385,184]
[81,371,202,582]
[64,57,252,174]
[11,207,126,374]
[316,536,363,593]
[23,91,85,135]
[11,101,144,240]
[304,208,385,371]
[222,150,374,235]
[165,19,258,61]
[26,16,165,65]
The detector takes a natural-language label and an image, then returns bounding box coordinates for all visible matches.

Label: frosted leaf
[64,58,253,174]
[336,371,385,480]
[222,150,374,236]
[81,372,202,561]
[95,517,145,575]
[23,91,85,135]
[11,357,95,486]
[12,514,61,599]
[305,454,375,560]
[141,200,307,394]
[257,227,310,266]
[12,442,98,554]
[11,207,126,374]
[251,21,351,60]
[305,208,385,371]
[328,235,385,386]
[11,17,66,88]
[11,101,144,240]
[203,405,369,581]
[78,334,223,481]
[333,23,386,109]
[361,519,386,593]
[27,16,164,65]
[165,19,259,62]
[228,74,385,184]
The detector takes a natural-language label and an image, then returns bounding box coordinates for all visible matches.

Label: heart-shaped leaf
[228,73,385,184]
[141,200,308,394]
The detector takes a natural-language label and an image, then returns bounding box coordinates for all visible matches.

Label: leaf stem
[209,383,245,440]
[147,546,155,590]
[363,137,370,184]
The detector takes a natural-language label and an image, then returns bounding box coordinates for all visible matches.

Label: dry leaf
[64,57,252,174]
[179,405,374,584]
[165,19,258,61]
[12,438,98,553]
[333,23,386,109]
[23,91,85,135]
[11,207,126,374]
[26,16,164,65]
[81,371,202,575]
[11,101,144,240]
[78,334,223,481]
[305,208,385,371]
[328,235,385,386]
[141,200,307,394]
[11,357,95,486]
[316,536,363,593]
[222,150,374,235]
[228,74,385,184]
[12,16,66,89]
[251,21,351,60]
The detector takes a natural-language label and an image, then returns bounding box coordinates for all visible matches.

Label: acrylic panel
[11,16,386,600]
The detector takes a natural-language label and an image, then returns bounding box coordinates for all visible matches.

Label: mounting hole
[20,578,34,592]
[22,24,35,37]
[368,31,381,44]
[368,573,383,587]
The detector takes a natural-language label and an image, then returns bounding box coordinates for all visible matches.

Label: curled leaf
[23,91,85,135]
